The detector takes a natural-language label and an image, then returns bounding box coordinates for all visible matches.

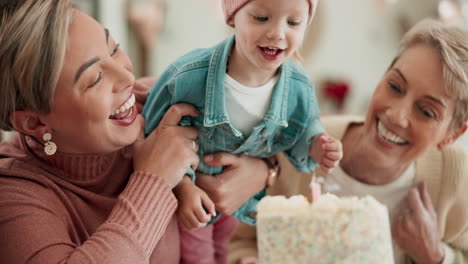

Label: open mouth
[377,119,409,145]
[259,46,284,58]
[109,93,136,120]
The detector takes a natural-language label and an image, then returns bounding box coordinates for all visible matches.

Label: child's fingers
[186,210,206,230]
[325,151,342,161]
[319,134,329,143]
[179,203,203,229]
[178,210,192,231]
[321,159,334,169]
[193,205,211,224]
[321,157,338,169]
[320,163,332,174]
[321,142,342,152]
[192,215,208,229]
[200,191,216,217]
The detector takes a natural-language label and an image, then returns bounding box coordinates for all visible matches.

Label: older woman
[0,1,272,263]
[229,19,468,264]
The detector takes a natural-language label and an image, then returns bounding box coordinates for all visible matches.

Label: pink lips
[111,104,138,126]
[259,46,284,61]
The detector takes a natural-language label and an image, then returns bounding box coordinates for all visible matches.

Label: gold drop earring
[43,132,57,155]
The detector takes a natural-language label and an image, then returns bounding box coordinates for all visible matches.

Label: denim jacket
[142,35,324,225]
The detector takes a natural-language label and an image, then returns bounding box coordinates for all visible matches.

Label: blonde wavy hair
[0,0,75,131]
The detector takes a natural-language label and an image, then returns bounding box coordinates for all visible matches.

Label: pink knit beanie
[222,0,318,26]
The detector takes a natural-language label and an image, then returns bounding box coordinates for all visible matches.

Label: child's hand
[174,177,216,231]
[309,133,343,174]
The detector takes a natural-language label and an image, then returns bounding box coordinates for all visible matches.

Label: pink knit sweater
[0,134,180,263]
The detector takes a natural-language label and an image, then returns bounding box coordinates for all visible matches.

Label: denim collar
[204,35,289,128]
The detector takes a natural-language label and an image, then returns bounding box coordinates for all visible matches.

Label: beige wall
[152,0,230,74]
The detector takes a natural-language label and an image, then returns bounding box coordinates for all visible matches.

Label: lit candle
[310,176,322,202]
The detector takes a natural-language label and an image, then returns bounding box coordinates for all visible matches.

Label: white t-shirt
[323,164,415,264]
[224,74,278,136]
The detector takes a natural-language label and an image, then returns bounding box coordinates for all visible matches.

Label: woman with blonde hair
[230,19,468,264]
[0,1,274,263]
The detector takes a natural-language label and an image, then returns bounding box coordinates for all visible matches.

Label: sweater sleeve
[0,171,177,264]
[439,198,468,264]
[438,145,468,263]
[440,225,468,263]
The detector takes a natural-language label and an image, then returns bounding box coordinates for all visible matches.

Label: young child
[142,0,342,262]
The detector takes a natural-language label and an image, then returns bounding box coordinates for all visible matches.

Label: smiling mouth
[260,46,284,56]
[377,119,409,145]
[109,93,135,120]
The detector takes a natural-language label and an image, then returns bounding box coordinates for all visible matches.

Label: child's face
[232,0,309,73]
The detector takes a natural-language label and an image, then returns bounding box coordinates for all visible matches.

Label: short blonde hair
[395,19,468,131]
[0,0,75,131]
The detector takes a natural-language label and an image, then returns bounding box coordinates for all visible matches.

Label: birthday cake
[257,194,394,264]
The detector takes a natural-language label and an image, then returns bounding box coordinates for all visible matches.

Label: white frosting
[257,193,387,215]
[256,194,394,264]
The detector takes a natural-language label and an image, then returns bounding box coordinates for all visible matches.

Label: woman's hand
[133,103,200,188]
[195,153,269,215]
[392,182,445,264]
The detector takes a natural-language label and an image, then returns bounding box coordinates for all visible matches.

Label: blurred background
[2,0,468,148]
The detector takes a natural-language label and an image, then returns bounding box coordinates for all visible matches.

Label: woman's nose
[105,60,135,92]
[385,106,409,128]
